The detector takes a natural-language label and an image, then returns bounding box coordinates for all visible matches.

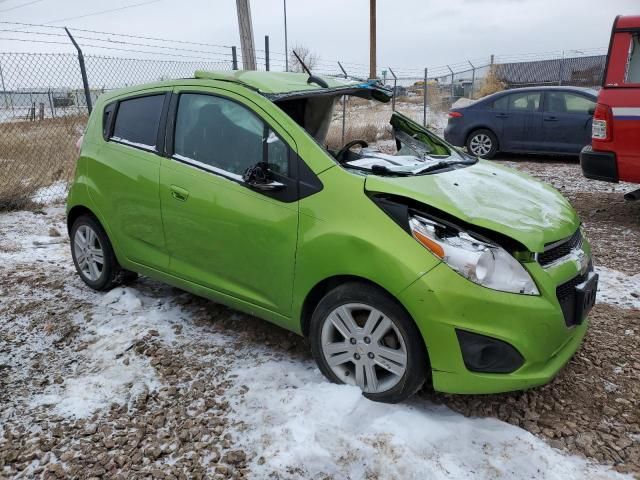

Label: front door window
[173,93,290,180]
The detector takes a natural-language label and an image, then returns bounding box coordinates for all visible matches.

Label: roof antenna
[292,49,329,88]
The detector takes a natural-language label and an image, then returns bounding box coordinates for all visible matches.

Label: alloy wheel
[320,303,408,394]
[469,133,493,156]
[73,224,105,282]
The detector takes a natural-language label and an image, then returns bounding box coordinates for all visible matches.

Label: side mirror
[242,162,285,191]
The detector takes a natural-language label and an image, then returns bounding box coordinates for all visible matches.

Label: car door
[542,91,595,154]
[501,91,543,152]
[159,88,299,315]
[89,90,170,271]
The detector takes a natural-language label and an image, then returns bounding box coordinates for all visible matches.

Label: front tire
[309,282,428,403]
[70,214,130,291]
[466,129,498,158]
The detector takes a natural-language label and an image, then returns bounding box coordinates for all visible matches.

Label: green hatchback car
[67,70,598,403]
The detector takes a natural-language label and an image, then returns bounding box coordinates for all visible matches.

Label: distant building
[494,55,605,89]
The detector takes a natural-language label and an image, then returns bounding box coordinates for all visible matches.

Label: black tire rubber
[466,128,499,159]
[309,282,428,404]
[70,214,133,291]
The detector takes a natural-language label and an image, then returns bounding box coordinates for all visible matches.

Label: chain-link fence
[0,52,233,209]
[0,45,606,210]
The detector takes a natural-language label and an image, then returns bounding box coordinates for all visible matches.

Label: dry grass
[0,114,86,211]
[326,99,394,150]
[477,65,505,98]
[398,87,449,112]
[396,95,424,105]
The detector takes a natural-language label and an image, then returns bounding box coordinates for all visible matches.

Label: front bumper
[580,145,619,183]
[398,254,592,394]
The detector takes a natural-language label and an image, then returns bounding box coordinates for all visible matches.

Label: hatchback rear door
[91,89,171,272]
[542,91,595,154]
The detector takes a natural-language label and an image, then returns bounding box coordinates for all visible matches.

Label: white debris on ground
[1,204,635,479]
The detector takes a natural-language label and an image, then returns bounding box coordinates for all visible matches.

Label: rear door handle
[495,113,508,118]
[544,116,558,122]
[170,185,189,202]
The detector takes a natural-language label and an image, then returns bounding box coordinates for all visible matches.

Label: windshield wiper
[345,163,411,176]
[416,159,476,174]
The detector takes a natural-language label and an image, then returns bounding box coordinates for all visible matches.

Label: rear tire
[309,282,428,403]
[466,129,498,158]
[70,214,134,291]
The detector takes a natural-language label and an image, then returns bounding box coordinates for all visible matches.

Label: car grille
[556,263,592,327]
[538,229,582,267]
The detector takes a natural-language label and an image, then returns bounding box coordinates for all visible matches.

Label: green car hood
[364,160,579,252]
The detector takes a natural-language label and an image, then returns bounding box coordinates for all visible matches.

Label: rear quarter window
[102,102,115,140]
[111,94,166,151]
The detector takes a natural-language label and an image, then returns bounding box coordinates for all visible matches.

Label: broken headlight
[409,214,539,295]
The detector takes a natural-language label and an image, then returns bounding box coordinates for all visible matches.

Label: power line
[40,0,161,25]
[0,0,43,13]
[0,20,295,62]
[0,36,234,62]
[0,20,235,52]
[0,28,235,57]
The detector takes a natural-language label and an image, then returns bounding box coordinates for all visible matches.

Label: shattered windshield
[341,112,475,176]
[273,84,476,176]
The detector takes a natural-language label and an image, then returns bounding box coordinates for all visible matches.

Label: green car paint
[67,71,594,395]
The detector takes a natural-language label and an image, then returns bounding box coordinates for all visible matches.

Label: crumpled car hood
[365,160,579,252]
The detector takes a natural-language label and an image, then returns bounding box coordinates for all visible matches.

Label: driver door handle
[170,185,189,202]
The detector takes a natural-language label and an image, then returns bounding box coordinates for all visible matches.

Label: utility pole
[369,0,376,80]
[236,0,256,70]
[283,0,289,71]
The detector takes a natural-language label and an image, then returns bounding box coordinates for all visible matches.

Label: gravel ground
[0,155,638,479]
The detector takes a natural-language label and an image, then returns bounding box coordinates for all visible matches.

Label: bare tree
[289,45,319,73]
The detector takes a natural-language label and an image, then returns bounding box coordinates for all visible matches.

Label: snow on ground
[28,287,166,418]
[228,357,628,480]
[1,204,637,478]
[31,180,68,204]
[596,267,640,310]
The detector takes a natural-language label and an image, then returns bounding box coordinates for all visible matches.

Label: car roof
[96,70,391,104]
[193,70,357,94]
[497,85,597,94]
[467,85,598,106]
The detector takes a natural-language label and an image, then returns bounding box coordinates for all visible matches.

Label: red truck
[580,15,640,201]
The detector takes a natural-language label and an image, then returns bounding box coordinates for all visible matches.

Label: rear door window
[112,94,165,151]
[545,92,595,115]
[507,92,541,112]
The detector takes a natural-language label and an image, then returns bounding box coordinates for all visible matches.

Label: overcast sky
[0,0,638,74]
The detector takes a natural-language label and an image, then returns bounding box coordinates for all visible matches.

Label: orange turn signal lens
[412,230,445,258]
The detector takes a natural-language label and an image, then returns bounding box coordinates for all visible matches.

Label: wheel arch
[299,275,431,368]
[67,204,98,234]
[466,126,500,150]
